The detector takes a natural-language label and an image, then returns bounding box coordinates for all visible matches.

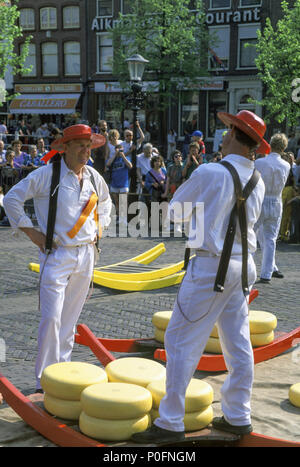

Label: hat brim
[51,133,106,151]
[218,112,270,154]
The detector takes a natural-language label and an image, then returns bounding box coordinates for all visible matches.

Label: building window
[179,91,199,135]
[42,42,58,76]
[40,7,57,30]
[97,33,113,73]
[98,94,122,129]
[97,0,113,17]
[64,42,81,76]
[207,91,227,138]
[238,24,260,69]
[209,26,230,71]
[121,0,134,15]
[19,8,35,30]
[63,6,80,29]
[20,43,36,76]
[209,0,231,9]
[239,0,261,6]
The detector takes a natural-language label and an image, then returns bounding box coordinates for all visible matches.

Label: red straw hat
[51,124,106,151]
[217,110,270,154]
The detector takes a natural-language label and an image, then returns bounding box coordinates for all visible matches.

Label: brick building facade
[6,0,294,152]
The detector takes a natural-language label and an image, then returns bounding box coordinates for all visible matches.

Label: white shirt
[107,140,123,160]
[3,158,112,247]
[254,152,290,198]
[137,153,153,176]
[169,154,265,254]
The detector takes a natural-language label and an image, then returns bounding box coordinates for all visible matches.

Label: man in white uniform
[132,111,268,444]
[254,133,291,283]
[3,125,112,392]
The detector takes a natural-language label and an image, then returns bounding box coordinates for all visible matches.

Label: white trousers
[155,254,256,432]
[255,197,282,280]
[35,244,94,389]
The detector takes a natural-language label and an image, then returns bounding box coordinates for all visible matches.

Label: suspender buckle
[214,284,225,293]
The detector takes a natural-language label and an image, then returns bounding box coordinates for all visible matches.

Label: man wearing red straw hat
[132,111,269,444]
[3,124,112,392]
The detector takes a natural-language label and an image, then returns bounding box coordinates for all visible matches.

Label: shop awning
[9,93,81,114]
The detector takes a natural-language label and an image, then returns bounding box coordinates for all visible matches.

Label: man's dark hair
[234,127,258,150]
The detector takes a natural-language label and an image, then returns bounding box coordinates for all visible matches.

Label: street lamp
[125,54,149,193]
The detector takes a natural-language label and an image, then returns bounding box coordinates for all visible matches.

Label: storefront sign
[9,94,81,114]
[94,81,159,93]
[92,8,261,32]
[199,8,261,25]
[177,80,224,91]
[14,83,83,94]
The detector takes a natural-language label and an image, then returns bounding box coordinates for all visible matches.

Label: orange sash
[67,193,99,239]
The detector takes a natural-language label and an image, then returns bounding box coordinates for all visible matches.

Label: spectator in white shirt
[0,140,6,164]
[255,133,291,282]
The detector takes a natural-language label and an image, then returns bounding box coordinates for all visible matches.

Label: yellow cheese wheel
[249,310,277,334]
[210,324,219,338]
[41,362,108,401]
[205,332,275,354]
[289,383,300,408]
[154,327,165,343]
[151,406,213,432]
[208,311,277,339]
[105,357,166,388]
[147,377,213,412]
[152,311,172,330]
[81,382,152,420]
[43,393,81,420]
[79,411,151,441]
[204,337,222,354]
[251,331,274,347]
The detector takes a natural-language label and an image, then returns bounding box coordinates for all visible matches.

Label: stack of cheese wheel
[41,362,108,420]
[147,377,214,432]
[205,310,277,354]
[105,357,166,387]
[289,383,300,408]
[152,311,172,344]
[79,382,152,441]
[152,310,277,354]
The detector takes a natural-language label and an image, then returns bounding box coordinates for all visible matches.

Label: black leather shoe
[256,278,271,284]
[272,270,284,278]
[212,416,252,435]
[131,424,185,445]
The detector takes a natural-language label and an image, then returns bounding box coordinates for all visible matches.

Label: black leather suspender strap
[183,247,191,271]
[45,159,61,254]
[86,167,100,252]
[214,161,260,296]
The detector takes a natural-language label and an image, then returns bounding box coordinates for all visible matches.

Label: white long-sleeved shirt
[168,154,265,254]
[3,158,112,247]
[254,152,290,198]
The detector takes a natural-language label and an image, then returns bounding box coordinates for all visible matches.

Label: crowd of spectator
[0,118,300,241]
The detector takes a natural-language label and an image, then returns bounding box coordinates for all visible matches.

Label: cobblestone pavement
[0,226,299,398]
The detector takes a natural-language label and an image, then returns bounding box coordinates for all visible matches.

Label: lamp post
[125,54,149,193]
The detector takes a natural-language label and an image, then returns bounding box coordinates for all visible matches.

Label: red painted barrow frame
[1,322,299,447]
[1,289,300,447]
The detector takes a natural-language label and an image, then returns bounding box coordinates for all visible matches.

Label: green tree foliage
[254,0,300,126]
[111,0,210,109]
[0,0,31,104]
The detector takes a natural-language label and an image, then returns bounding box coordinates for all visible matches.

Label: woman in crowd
[165,150,184,199]
[145,155,168,229]
[106,143,132,226]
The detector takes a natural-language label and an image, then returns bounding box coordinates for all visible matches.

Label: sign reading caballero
[9,94,81,114]
[91,7,261,31]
